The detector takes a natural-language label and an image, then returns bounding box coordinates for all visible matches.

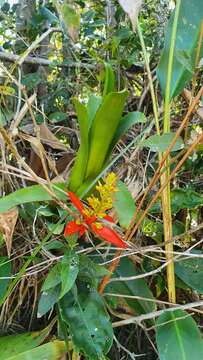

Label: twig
[125,86,203,242]
[0,51,95,69]
[112,300,203,327]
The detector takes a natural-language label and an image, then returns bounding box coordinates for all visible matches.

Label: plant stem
[161,0,181,303]
[137,20,160,135]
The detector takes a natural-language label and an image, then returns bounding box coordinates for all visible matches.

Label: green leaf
[59,251,79,299]
[38,284,61,318]
[106,257,156,314]
[103,63,115,97]
[39,6,59,25]
[59,284,113,359]
[85,90,128,180]
[87,94,102,131]
[6,340,66,360]
[48,112,67,123]
[59,2,80,41]
[0,327,52,360]
[46,221,64,235]
[109,111,146,155]
[68,99,89,192]
[143,133,184,152]
[0,184,67,214]
[42,264,61,291]
[156,309,203,360]
[171,188,203,213]
[175,251,203,293]
[22,72,41,91]
[0,257,11,303]
[78,255,109,287]
[150,188,203,214]
[114,181,136,228]
[157,0,203,98]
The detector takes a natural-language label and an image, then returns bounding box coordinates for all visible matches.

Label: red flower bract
[64,192,127,249]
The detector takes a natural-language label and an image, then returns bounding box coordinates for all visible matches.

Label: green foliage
[84,90,128,180]
[106,257,156,314]
[175,252,203,293]
[0,257,11,303]
[59,251,79,299]
[6,341,66,360]
[150,188,203,214]
[157,0,203,98]
[68,98,89,192]
[143,133,184,152]
[156,310,203,359]
[114,180,136,228]
[68,64,131,195]
[0,327,52,359]
[59,284,113,360]
[0,184,67,214]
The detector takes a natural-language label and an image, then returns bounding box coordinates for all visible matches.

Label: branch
[0,51,95,69]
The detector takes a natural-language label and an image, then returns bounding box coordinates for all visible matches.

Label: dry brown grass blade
[125,86,203,242]
[0,208,18,257]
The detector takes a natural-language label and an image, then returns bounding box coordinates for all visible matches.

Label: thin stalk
[137,20,160,135]
[125,86,203,241]
[0,218,64,306]
[161,0,181,303]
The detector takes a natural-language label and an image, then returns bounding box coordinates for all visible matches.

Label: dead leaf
[39,123,67,151]
[118,0,143,30]
[0,208,18,257]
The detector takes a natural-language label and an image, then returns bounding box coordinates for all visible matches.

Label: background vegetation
[0,0,202,359]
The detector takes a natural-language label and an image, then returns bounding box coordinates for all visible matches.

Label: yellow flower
[86,172,117,218]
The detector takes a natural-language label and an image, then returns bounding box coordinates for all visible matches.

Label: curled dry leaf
[0,208,18,257]
[118,0,143,30]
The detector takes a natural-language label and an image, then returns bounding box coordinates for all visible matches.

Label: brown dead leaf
[0,208,18,257]
[39,123,67,151]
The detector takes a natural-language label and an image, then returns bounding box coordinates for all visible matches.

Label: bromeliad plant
[64,173,127,248]
[68,64,129,196]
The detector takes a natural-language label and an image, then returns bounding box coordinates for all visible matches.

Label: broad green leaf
[150,188,203,214]
[68,99,89,192]
[59,1,80,41]
[85,90,128,180]
[22,72,41,91]
[48,111,67,123]
[0,257,11,303]
[59,251,79,298]
[0,184,67,214]
[157,0,203,98]
[156,310,203,360]
[0,327,52,360]
[114,180,136,228]
[59,284,113,359]
[106,257,156,314]
[46,221,64,235]
[175,251,203,293]
[38,284,60,318]
[39,6,59,25]
[143,133,184,152]
[78,255,109,287]
[103,63,115,97]
[6,340,66,360]
[42,263,61,291]
[108,111,146,155]
[87,94,102,131]
[171,188,203,213]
